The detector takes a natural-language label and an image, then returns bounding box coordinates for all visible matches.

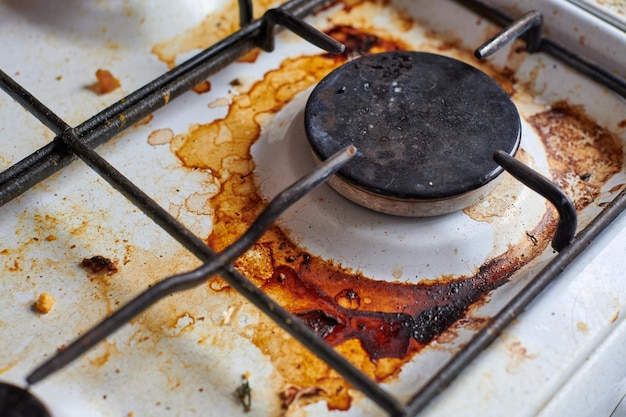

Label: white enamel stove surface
[0,1,625,417]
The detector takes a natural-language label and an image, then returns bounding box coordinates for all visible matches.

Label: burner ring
[0,382,50,417]
[304,51,521,216]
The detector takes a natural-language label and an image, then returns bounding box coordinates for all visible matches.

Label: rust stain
[528,101,623,211]
[88,341,119,368]
[133,114,154,127]
[151,0,280,67]
[89,350,111,367]
[148,128,175,146]
[0,357,24,375]
[505,339,537,373]
[7,258,21,272]
[209,97,231,109]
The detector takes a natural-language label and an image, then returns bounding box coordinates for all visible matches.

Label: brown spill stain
[151,0,281,67]
[238,49,262,64]
[192,80,212,95]
[133,114,154,127]
[505,339,537,373]
[151,1,624,412]
[576,321,589,334]
[147,128,175,146]
[528,101,623,211]
[88,341,119,367]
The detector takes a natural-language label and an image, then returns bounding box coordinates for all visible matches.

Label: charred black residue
[412,303,470,344]
[259,223,547,362]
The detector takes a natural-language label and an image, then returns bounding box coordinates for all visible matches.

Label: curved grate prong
[239,0,254,26]
[258,8,345,53]
[475,10,543,59]
[493,149,577,251]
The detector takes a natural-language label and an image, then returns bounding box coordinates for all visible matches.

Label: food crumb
[81,256,118,275]
[34,292,55,314]
[46,234,57,241]
[88,69,121,94]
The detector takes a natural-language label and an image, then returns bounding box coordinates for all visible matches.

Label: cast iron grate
[0,1,625,416]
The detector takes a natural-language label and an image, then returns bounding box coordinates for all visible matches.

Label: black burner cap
[0,382,50,417]
[305,51,520,203]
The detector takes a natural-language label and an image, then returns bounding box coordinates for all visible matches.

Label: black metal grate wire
[1,1,626,416]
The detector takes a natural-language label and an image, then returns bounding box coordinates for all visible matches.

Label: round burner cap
[0,382,50,417]
[304,51,520,216]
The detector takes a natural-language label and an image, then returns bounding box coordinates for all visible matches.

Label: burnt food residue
[81,256,118,276]
[529,101,623,210]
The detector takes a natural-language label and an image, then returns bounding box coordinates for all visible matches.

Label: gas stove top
[1,1,626,416]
